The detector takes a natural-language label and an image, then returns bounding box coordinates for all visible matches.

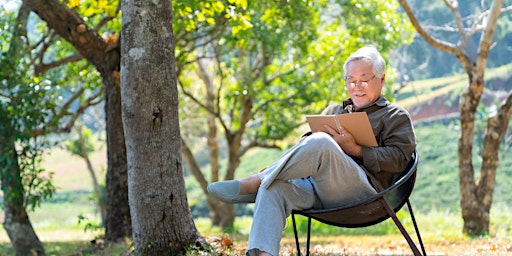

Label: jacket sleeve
[362,105,417,174]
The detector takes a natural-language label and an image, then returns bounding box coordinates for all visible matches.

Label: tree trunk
[181,141,236,228]
[208,200,236,228]
[459,76,512,235]
[1,149,45,256]
[398,0,507,236]
[104,65,132,243]
[78,127,107,225]
[190,60,237,228]
[120,0,208,254]
[458,75,485,235]
[0,112,45,256]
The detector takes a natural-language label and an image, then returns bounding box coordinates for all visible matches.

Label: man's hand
[322,125,363,158]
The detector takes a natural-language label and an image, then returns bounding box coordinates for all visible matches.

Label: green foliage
[0,8,57,211]
[67,0,121,32]
[18,142,57,212]
[338,0,415,48]
[66,125,96,158]
[0,2,105,213]
[176,0,415,153]
[77,213,103,233]
[410,121,462,212]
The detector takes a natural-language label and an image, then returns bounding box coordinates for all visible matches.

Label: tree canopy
[173,0,414,228]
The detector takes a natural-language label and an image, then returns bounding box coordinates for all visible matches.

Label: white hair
[343,46,386,79]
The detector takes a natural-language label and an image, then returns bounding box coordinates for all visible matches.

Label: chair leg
[291,213,301,256]
[306,217,312,256]
[380,198,423,256]
[407,199,427,256]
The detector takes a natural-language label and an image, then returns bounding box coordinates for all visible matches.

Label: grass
[1,211,511,255]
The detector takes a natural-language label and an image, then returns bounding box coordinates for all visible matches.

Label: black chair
[291,150,426,256]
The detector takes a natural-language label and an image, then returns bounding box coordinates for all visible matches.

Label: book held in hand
[306,112,378,147]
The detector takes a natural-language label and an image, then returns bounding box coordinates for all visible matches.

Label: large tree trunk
[120,0,208,254]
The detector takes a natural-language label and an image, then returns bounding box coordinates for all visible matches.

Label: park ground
[0,226,511,255]
[0,148,511,255]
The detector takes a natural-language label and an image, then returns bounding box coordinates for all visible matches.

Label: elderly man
[208,46,417,256]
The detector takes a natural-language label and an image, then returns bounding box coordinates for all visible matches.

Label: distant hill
[396,63,512,123]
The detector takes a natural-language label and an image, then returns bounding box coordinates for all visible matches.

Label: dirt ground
[206,235,512,255]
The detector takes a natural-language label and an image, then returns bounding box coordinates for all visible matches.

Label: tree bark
[457,0,505,236]
[0,114,45,256]
[120,0,207,254]
[104,71,132,242]
[458,76,487,235]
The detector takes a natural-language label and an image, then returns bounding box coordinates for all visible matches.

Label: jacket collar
[342,95,389,113]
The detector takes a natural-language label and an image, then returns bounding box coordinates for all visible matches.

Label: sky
[0,0,19,12]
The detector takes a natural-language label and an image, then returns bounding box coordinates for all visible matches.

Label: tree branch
[181,139,209,192]
[442,0,469,46]
[34,54,84,75]
[178,79,214,116]
[398,0,474,74]
[25,0,109,73]
[475,0,505,74]
[237,139,281,160]
[478,90,512,204]
[32,87,104,136]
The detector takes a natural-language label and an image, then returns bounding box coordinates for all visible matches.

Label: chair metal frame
[291,150,426,256]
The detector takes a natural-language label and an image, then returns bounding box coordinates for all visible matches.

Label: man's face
[345,59,384,110]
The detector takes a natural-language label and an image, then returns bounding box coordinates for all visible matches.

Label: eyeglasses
[345,75,376,89]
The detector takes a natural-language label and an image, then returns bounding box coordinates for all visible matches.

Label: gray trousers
[247,132,377,256]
